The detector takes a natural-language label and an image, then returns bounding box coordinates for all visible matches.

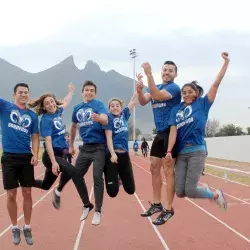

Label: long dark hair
[28,93,63,115]
[181,81,204,97]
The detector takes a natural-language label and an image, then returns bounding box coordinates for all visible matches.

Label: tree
[247,127,250,135]
[216,124,245,137]
[206,119,220,137]
[152,127,157,134]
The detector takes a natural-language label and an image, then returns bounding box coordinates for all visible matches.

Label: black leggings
[33,150,90,205]
[63,153,72,164]
[104,152,135,198]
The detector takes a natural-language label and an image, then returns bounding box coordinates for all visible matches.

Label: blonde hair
[108,98,124,109]
[28,92,63,115]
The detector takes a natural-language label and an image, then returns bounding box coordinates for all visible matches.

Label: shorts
[1,152,34,190]
[150,128,178,158]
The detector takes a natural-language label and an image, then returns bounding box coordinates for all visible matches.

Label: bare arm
[105,130,118,163]
[136,73,152,106]
[69,123,77,148]
[142,62,173,101]
[45,136,57,163]
[31,133,40,166]
[207,52,230,103]
[60,83,75,109]
[167,126,177,153]
[127,92,138,112]
[91,113,108,125]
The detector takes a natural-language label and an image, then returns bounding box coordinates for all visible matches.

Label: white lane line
[0,184,57,238]
[0,173,45,197]
[132,160,250,245]
[74,185,94,250]
[134,192,170,250]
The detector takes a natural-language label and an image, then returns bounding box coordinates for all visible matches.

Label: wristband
[166,151,172,154]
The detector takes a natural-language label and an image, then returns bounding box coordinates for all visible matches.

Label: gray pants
[175,151,208,198]
[76,144,106,212]
[57,143,106,212]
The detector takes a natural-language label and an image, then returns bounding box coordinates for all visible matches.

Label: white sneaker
[92,212,101,225]
[215,189,227,211]
[80,203,94,221]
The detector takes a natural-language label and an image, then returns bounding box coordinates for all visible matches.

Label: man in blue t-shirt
[133,140,139,156]
[0,83,39,245]
[56,81,108,226]
[136,61,181,225]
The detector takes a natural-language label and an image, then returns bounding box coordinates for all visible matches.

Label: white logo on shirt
[176,105,194,129]
[8,110,32,134]
[76,108,94,126]
[113,116,127,133]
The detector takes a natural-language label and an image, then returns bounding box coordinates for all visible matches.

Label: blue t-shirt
[0,98,39,153]
[147,82,181,133]
[133,141,139,150]
[168,95,213,153]
[103,107,130,152]
[40,107,67,150]
[72,99,108,144]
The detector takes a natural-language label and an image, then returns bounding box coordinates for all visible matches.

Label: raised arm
[136,73,152,106]
[60,83,75,109]
[207,52,230,103]
[142,62,173,101]
[127,92,138,112]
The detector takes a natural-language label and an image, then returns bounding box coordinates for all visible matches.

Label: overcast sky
[0,0,250,130]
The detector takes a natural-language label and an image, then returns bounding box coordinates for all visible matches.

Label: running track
[0,155,250,249]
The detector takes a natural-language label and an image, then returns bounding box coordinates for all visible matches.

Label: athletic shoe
[152,208,174,226]
[12,228,21,245]
[92,211,101,225]
[52,189,61,209]
[22,226,34,245]
[140,202,163,217]
[80,203,94,221]
[215,189,227,211]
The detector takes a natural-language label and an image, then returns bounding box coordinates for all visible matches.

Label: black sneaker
[52,189,61,209]
[152,208,174,226]
[22,226,34,245]
[141,202,163,217]
[12,228,21,245]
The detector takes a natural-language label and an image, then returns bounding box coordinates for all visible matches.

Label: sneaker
[80,203,94,221]
[12,228,21,245]
[140,202,163,217]
[22,226,34,245]
[52,189,61,209]
[215,189,227,211]
[152,208,174,226]
[92,211,101,225]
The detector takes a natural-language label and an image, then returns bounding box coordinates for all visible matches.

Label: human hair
[82,80,97,93]
[163,61,178,73]
[108,98,124,109]
[28,92,63,115]
[182,81,204,97]
[14,83,29,93]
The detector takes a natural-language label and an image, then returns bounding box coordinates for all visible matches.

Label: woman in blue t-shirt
[29,84,93,214]
[103,92,137,197]
[166,52,230,210]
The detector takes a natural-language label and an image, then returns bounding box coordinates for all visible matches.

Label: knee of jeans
[175,187,185,198]
[93,173,103,183]
[185,187,197,198]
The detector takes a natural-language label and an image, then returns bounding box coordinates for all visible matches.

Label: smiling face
[82,85,96,102]
[13,86,30,106]
[109,100,122,116]
[182,86,198,105]
[43,96,57,114]
[161,64,177,83]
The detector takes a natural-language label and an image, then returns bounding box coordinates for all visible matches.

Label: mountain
[0,56,154,133]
